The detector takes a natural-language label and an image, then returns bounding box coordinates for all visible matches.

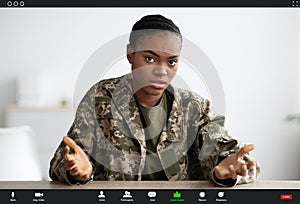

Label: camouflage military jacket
[49,74,260,185]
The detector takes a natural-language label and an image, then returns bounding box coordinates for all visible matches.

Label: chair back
[0,126,42,181]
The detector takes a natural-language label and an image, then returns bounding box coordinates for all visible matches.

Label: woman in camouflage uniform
[49,14,260,186]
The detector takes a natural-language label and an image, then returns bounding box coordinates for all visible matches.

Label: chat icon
[148,191,156,198]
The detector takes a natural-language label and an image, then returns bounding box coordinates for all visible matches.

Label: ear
[127,44,134,64]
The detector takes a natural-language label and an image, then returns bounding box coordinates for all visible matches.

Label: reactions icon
[216,191,227,202]
[218,192,224,198]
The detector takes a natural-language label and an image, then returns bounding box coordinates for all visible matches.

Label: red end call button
[280,194,292,200]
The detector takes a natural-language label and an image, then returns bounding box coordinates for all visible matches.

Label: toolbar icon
[148,191,156,198]
[35,192,44,198]
[98,191,106,198]
[120,191,134,202]
[33,192,45,202]
[218,192,224,198]
[216,191,227,202]
[170,191,184,202]
[10,191,16,202]
[198,191,207,202]
[199,191,206,198]
[280,194,292,200]
[123,191,132,198]
[173,191,181,198]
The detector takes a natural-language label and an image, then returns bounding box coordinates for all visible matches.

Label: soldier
[49,14,260,186]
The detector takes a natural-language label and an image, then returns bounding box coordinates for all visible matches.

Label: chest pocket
[95,97,141,151]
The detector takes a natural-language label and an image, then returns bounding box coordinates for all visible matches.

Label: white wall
[298,13,300,114]
[0,8,299,180]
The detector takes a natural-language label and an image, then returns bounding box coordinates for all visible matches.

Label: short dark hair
[129,14,182,47]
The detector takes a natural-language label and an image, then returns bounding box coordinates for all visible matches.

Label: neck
[134,90,163,108]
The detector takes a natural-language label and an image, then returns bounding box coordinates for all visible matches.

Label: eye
[145,56,155,63]
[168,59,177,67]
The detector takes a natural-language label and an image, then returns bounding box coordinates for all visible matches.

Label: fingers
[63,144,76,172]
[247,160,256,169]
[64,159,76,170]
[229,165,238,179]
[233,160,248,177]
[215,144,256,180]
[63,136,79,152]
[62,145,69,156]
[236,144,255,159]
[62,136,92,181]
[68,166,91,181]
[237,164,247,177]
[214,166,223,179]
[215,160,251,180]
[69,165,79,175]
[63,146,71,160]
[64,162,83,179]
[215,165,238,180]
[64,159,84,179]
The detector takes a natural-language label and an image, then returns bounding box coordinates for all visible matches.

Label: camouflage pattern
[49,73,260,185]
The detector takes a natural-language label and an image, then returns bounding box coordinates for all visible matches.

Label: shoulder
[169,87,211,116]
[78,74,129,107]
[77,75,129,117]
[95,75,126,94]
[83,74,130,99]
[173,87,208,106]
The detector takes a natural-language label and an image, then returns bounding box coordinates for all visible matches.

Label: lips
[149,79,167,89]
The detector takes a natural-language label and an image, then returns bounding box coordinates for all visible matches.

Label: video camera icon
[34,192,44,198]
[33,192,45,202]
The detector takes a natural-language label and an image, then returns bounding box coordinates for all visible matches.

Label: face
[127,31,182,99]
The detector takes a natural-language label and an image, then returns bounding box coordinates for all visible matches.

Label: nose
[152,66,167,77]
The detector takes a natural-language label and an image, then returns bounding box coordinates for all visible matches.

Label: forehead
[132,30,182,56]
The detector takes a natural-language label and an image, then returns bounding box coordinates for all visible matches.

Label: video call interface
[0,0,299,203]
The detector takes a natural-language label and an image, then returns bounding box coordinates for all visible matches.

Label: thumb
[63,146,72,161]
[63,145,72,161]
[63,145,70,155]
[63,136,79,152]
[236,144,255,159]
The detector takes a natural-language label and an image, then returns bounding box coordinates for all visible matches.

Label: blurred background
[0,8,299,181]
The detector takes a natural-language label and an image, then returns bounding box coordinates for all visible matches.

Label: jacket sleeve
[49,85,98,185]
[195,98,260,186]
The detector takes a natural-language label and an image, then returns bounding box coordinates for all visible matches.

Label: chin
[144,87,164,96]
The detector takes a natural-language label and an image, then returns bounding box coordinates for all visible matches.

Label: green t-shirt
[136,92,169,180]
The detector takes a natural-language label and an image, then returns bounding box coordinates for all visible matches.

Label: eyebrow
[143,50,179,59]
